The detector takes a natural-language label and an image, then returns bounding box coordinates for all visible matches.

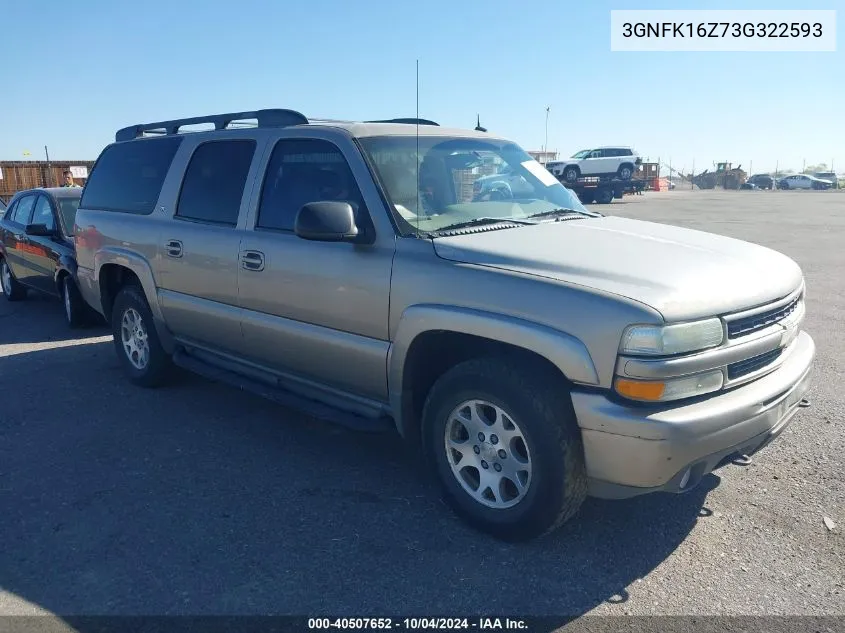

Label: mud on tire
[422,357,587,542]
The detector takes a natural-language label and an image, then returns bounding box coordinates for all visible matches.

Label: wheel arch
[94,249,175,352]
[388,304,599,445]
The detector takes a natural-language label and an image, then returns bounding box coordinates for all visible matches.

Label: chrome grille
[727,348,784,380]
[727,295,801,339]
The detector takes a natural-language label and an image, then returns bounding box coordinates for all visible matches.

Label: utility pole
[44,146,52,187]
[543,106,550,162]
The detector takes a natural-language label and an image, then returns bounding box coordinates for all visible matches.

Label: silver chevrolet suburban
[72,109,815,541]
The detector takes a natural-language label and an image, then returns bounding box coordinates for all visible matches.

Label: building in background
[527,150,558,165]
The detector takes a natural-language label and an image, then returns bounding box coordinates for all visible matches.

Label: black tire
[111,284,172,387]
[780,182,789,190]
[578,191,595,204]
[0,257,27,301]
[61,275,89,329]
[617,164,634,180]
[595,187,615,204]
[563,166,580,183]
[422,357,587,542]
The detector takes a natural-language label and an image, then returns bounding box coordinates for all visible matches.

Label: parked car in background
[778,174,833,190]
[0,187,93,327]
[814,172,839,189]
[747,174,775,190]
[740,182,761,190]
[73,109,814,542]
[546,147,642,183]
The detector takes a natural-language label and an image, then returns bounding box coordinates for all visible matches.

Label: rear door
[155,135,262,354]
[2,194,37,284]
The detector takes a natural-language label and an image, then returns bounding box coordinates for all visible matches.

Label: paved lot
[1,189,842,622]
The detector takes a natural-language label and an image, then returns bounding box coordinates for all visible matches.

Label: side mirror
[25,223,56,237]
[294,201,362,243]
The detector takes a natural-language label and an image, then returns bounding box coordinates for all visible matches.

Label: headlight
[615,369,724,403]
[620,318,724,356]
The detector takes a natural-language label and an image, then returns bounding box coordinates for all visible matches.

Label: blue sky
[0,0,841,174]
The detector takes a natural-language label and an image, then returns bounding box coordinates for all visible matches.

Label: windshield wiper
[434,217,535,233]
[527,207,598,220]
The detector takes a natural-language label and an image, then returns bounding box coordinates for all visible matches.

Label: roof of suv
[114,108,501,143]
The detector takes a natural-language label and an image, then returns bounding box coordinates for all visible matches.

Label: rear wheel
[595,187,615,204]
[617,164,634,180]
[578,191,595,204]
[0,257,26,301]
[422,357,587,542]
[111,284,172,387]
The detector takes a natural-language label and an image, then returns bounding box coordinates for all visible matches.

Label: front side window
[81,136,182,215]
[11,195,35,225]
[32,195,56,231]
[257,138,367,232]
[359,135,589,236]
[176,140,256,225]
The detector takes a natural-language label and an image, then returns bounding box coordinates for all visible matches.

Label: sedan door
[21,194,64,296]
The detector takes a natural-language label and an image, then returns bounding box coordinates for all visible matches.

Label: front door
[237,136,394,401]
[155,137,260,354]
[23,194,63,295]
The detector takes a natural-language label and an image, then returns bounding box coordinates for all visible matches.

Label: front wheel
[422,358,587,542]
[617,164,633,180]
[62,276,89,329]
[563,166,580,183]
[111,284,172,387]
[1,257,27,301]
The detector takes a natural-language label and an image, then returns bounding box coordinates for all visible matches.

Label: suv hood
[433,216,803,321]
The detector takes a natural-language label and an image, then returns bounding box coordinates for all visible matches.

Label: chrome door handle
[165,240,183,258]
[240,250,265,271]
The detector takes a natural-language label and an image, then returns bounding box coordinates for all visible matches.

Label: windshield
[57,196,80,236]
[571,149,591,159]
[359,136,588,236]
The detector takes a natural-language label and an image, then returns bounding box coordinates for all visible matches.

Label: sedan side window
[32,196,56,231]
[11,195,35,225]
[257,138,367,232]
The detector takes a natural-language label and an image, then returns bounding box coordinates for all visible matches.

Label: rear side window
[3,199,17,220]
[81,136,182,215]
[11,195,35,224]
[176,140,256,225]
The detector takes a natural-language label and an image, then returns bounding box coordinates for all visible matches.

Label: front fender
[94,247,175,352]
[54,254,78,289]
[388,304,600,437]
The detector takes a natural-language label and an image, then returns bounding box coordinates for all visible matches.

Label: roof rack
[115,109,309,142]
[366,118,439,126]
[114,111,441,142]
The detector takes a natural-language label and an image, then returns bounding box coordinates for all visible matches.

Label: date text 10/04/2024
[307,618,529,630]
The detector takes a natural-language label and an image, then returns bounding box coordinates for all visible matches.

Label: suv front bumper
[571,330,815,499]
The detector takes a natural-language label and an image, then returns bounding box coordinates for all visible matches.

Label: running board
[172,348,394,433]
